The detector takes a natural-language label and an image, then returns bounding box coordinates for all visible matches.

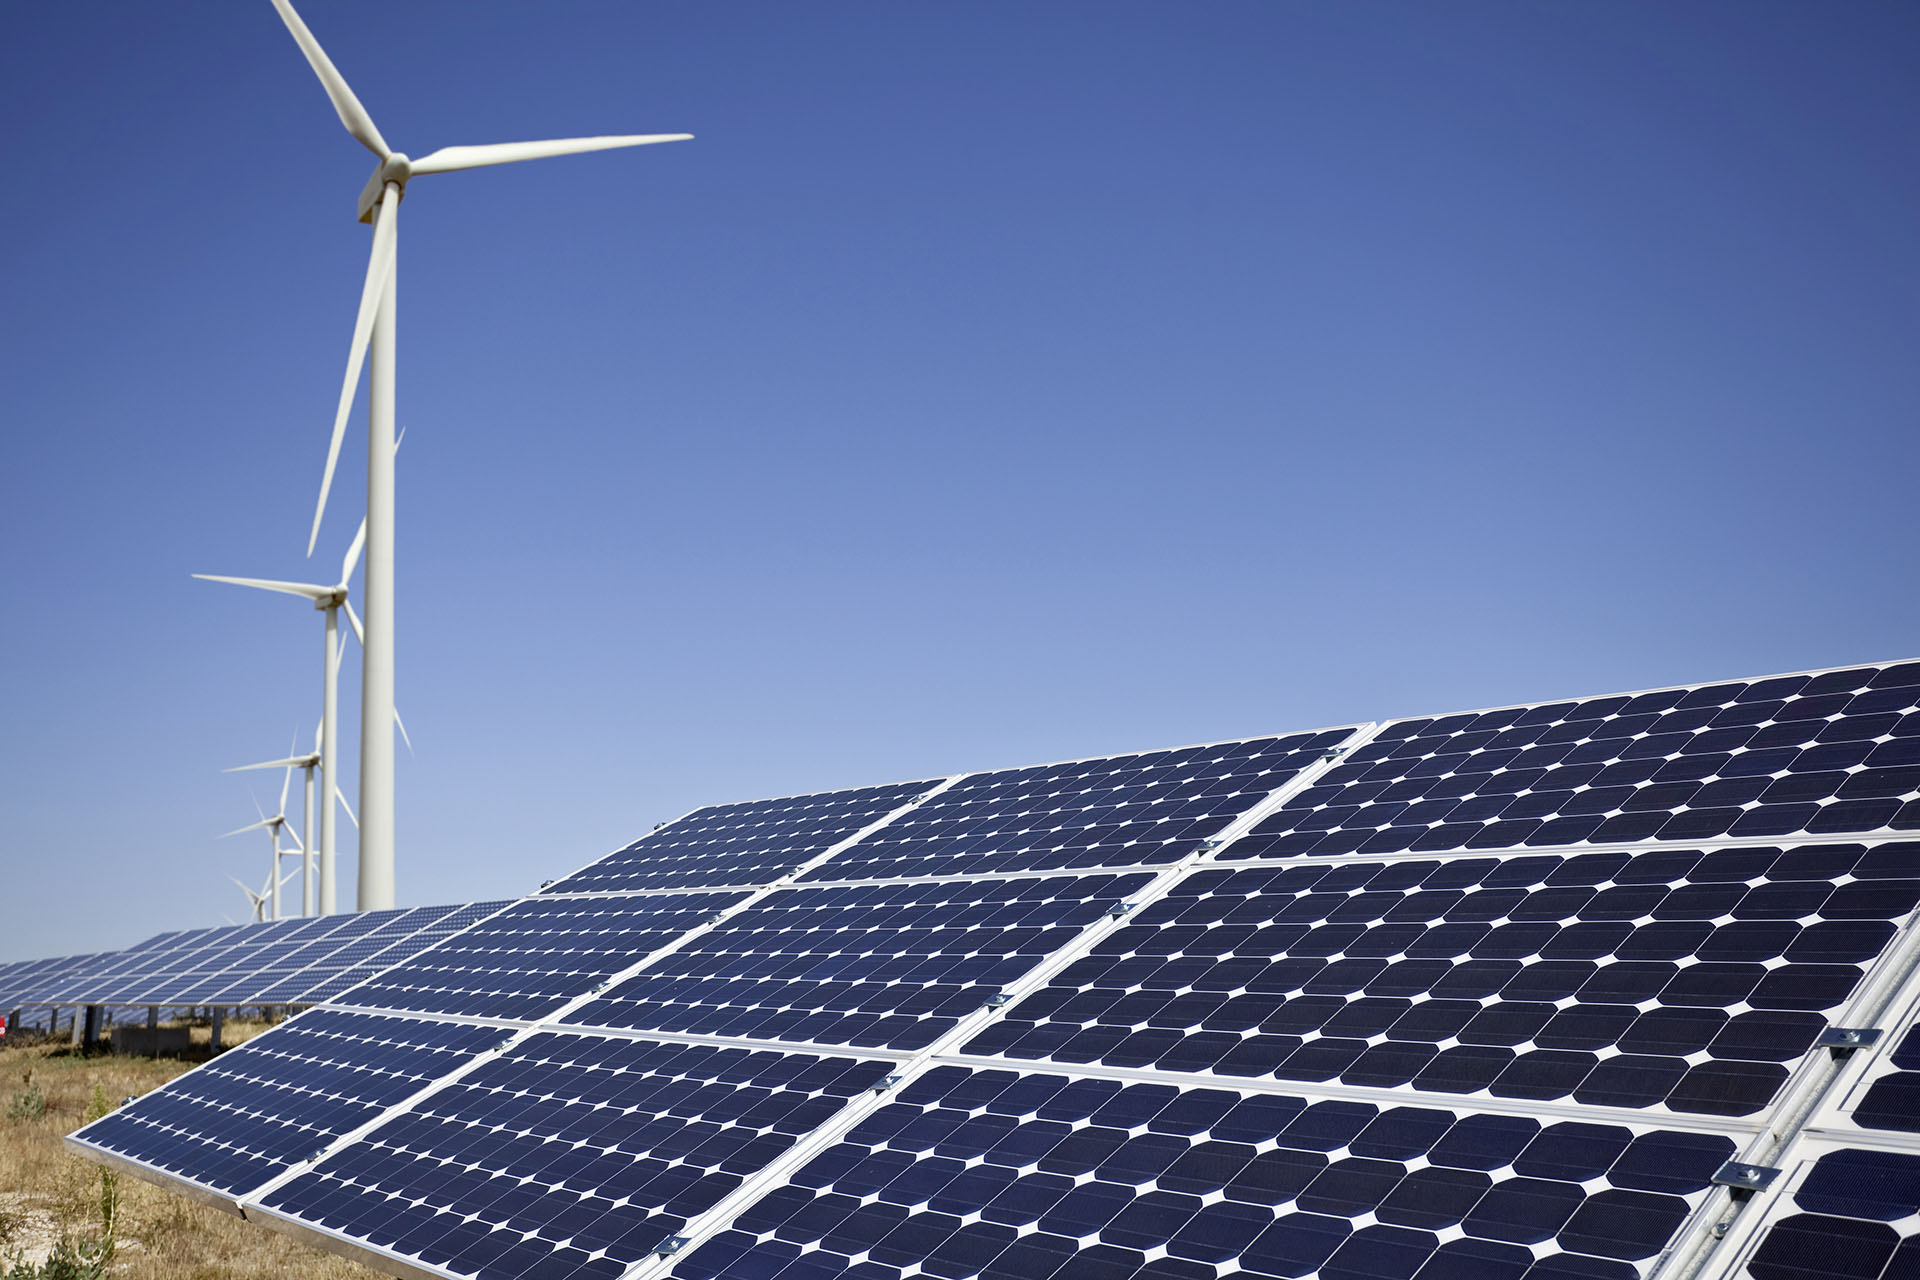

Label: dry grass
[0,1026,383,1279]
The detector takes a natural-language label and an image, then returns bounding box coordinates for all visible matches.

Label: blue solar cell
[69,1009,499,1200]
[257,1035,889,1280]
[673,1067,1732,1280]
[1747,1148,1920,1280]
[336,892,745,1021]
[543,779,937,893]
[565,874,1152,1050]
[801,731,1356,880]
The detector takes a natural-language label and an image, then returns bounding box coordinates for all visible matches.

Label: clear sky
[2,1,1916,962]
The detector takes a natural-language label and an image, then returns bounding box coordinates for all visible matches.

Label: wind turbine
[196,522,368,916]
[268,0,690,911]
[221,768,303,921]
[229,873,273,924]
[227,730,319,916]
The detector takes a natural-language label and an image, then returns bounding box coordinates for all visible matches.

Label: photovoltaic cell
[70,1008,500,1200]
[334,893,746,1021]
[801,730,1356,882]
[565,874,1154,1050]
[968,843,1920,1116]
[1234,662,1920,859]
[673,1065,1735,1280]
[256,1034,892,1280]
[1843,1024,1920,1134]
[1747,1148,1920,1280]
[543,779,936,894]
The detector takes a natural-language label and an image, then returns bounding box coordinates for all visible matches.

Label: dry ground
[0,1024,382,1279]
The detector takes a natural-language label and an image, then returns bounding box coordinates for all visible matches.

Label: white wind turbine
[268,0,690,910]
[227,730,320,917]
[197,525,363,915]
[221,766,303,921]
[229,872,274,924]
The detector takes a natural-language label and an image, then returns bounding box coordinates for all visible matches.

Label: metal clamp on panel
[655,1235,691,1257]
[1817,1026,1883,1056]
[1107,901,1137,920]
[875,1074,904,1093]
[1712,1161,1781,1195]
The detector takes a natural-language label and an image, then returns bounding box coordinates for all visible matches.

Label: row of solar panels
[63,658,1920,1280]
[0,900,511,1011]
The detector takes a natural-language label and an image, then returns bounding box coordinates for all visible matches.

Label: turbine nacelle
[356,153,412,224]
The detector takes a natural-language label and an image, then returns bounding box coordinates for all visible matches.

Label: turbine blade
[335,785,358,829]
[224,755,308,773]
[193,573,331,600]
[394,425,407,453]
[395,706,414,755]
[341,518,367,588]
[221,818,274,839]
[279,760,293,814]
[267,0,391,158]
[344,597,365,645]
[308,207,397,556]
[410,134,691,175]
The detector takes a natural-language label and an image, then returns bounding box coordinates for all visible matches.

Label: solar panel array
[63,659,1920,1280]
[0,900,514,1011]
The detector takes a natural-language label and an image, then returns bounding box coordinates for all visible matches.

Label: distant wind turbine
[267,0,690,911]
[229,873,273,924]
[227,729,320,916]
[221,767,302,921]
[196,520,369,916]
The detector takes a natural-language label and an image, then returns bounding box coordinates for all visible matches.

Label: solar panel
[674,1066,1740,1280]
[1235,662,1920,860]
[967,839,1920,1118]
[70,1008,502,1205]
[251,1034,893,1280]
[543,779,939,894]
[60,659,1920,1280]
[329,894,747,1021]
[563,874,1155,1050]
[800,729,1358,882]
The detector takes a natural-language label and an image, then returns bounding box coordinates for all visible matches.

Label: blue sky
[2,1,1916,961]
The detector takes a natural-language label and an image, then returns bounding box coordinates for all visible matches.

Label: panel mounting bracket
[1711,1161,1781,1196]
[1817,1026,1883,1056]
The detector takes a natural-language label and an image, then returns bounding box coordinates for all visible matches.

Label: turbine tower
[267,0,690,910]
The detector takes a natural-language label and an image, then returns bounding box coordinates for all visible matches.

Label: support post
[321,603,339,915]
[302,764,315,916]
[81,1005,100,1053]
[147,1007,159,1059]
[358,182,399,911]
[210,1008,225,1054]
